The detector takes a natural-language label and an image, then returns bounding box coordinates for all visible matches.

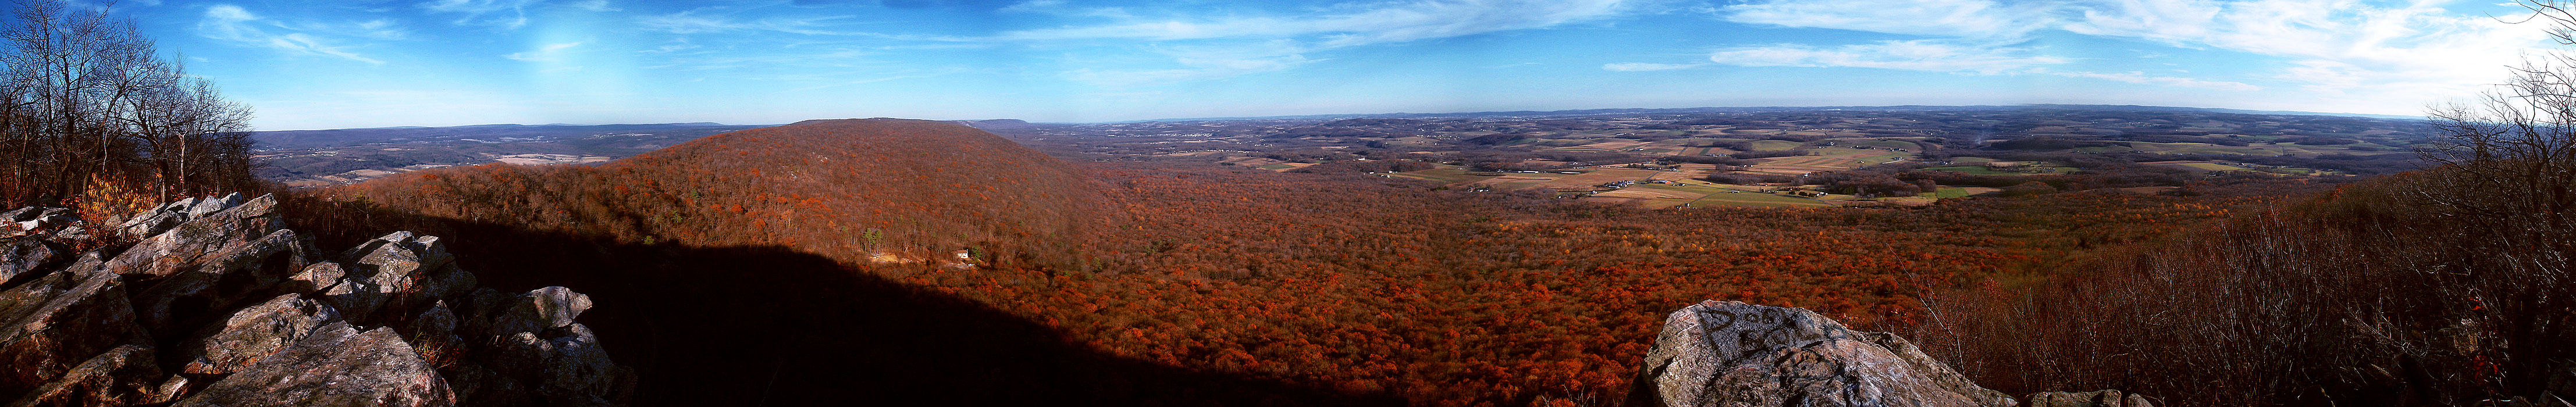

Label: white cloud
[570,0,618,12]
[1064,41,1321,87]
[1000,0,1625,46]
[506,41,584,61]
[350,19,408,40]
[2051,0,2532,97]
[1708,40,2067,74]
[1723,0,2043,38]
[1707,0,2547,109]
[196,5,383,65]
[2037,69,2261,91]
[1602,62,1705,71]
[636,9,858,35]
[1006,0,1629,86]
[420,0,539,28]
[999,0,1065,12]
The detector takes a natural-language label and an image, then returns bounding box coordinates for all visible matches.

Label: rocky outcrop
[6,344,179,406]
[175,294,341,375]
[0,258,143,397]
[1625,300,2017,407]
[2025,390,2154,407]
[173,322,453,407]
[0,195,630,406]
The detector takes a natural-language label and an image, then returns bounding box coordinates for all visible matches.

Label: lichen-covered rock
[184,192,242,219]
[177,294,343,375]
[0,238,56,285]
[3,197,627,406]
[3,344,172,406]
[111,198,193,238]
[173,322,456,407]
[284,262,345,294]
[2026,390,2153,407]
[101,194,280,279]
[0,262,143,397]
[496,324,620,396]
[488,287,592,337]
[325,232,476,325]
[1624,300,2015,407]
[320,276,387,323]
[129,228,311,335]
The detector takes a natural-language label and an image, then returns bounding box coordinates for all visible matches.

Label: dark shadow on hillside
[282,201,1404,406]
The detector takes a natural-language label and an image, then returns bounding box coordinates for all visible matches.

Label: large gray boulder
[323,232,476,326]
[128,228,311,335]
[101,194,281,279]
[173,322,456,407]
[0,238,56,285]
[3,344,179,406]
[0,260,143,396]
[486,286,592,337]
[175,294,343,375]
[496,323,629,405]
[1625,300,2016,407]
[0,197,628,406]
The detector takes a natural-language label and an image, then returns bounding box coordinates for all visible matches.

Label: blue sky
[81,0,2557,130]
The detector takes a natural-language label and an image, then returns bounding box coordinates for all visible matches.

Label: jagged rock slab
[129,228,311,335]
[284,262,344,295]
[1,197,628,406]
[4,344,175,406]
[1625,300,2016,407]
[101,194,279,279]
[173,322,455,407]
[2027,390,2153,407]
[0,239,56,285]
[324,232,474,325]
[0,262,142,396]
[176,294,343,375]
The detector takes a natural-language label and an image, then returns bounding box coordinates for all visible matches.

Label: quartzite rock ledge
[1626,299,2162,407]
[0,194,631,406]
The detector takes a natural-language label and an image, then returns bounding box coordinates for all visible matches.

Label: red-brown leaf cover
[284,119,2302,406]
[316,118,1105,269]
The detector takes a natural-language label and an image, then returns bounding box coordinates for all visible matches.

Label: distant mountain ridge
[1104,104,2426,123]
[252,122,752,150]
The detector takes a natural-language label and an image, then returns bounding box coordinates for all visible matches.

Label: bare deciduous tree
[0,0,256,208]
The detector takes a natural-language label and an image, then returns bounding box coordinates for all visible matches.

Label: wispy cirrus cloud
[1707,40,2067,74]
[420,0,540,29]
[196,4,384,65]
[1723,0,2044,39]
[1006,0,1632,87]
[1601,62,1704,72]
[999,0,1627,46]
[2048,0,2529,96]
[505,41,583,62]
[637,9,849,35]
[1691,0,2541,99]
[2036,69,2261,91]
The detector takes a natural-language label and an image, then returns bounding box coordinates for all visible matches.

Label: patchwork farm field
[1386,165,1842,208]
[2079,141,2410,157]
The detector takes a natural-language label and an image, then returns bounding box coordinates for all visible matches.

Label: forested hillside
[303,118,1102,267]
[280,118,2342,406]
